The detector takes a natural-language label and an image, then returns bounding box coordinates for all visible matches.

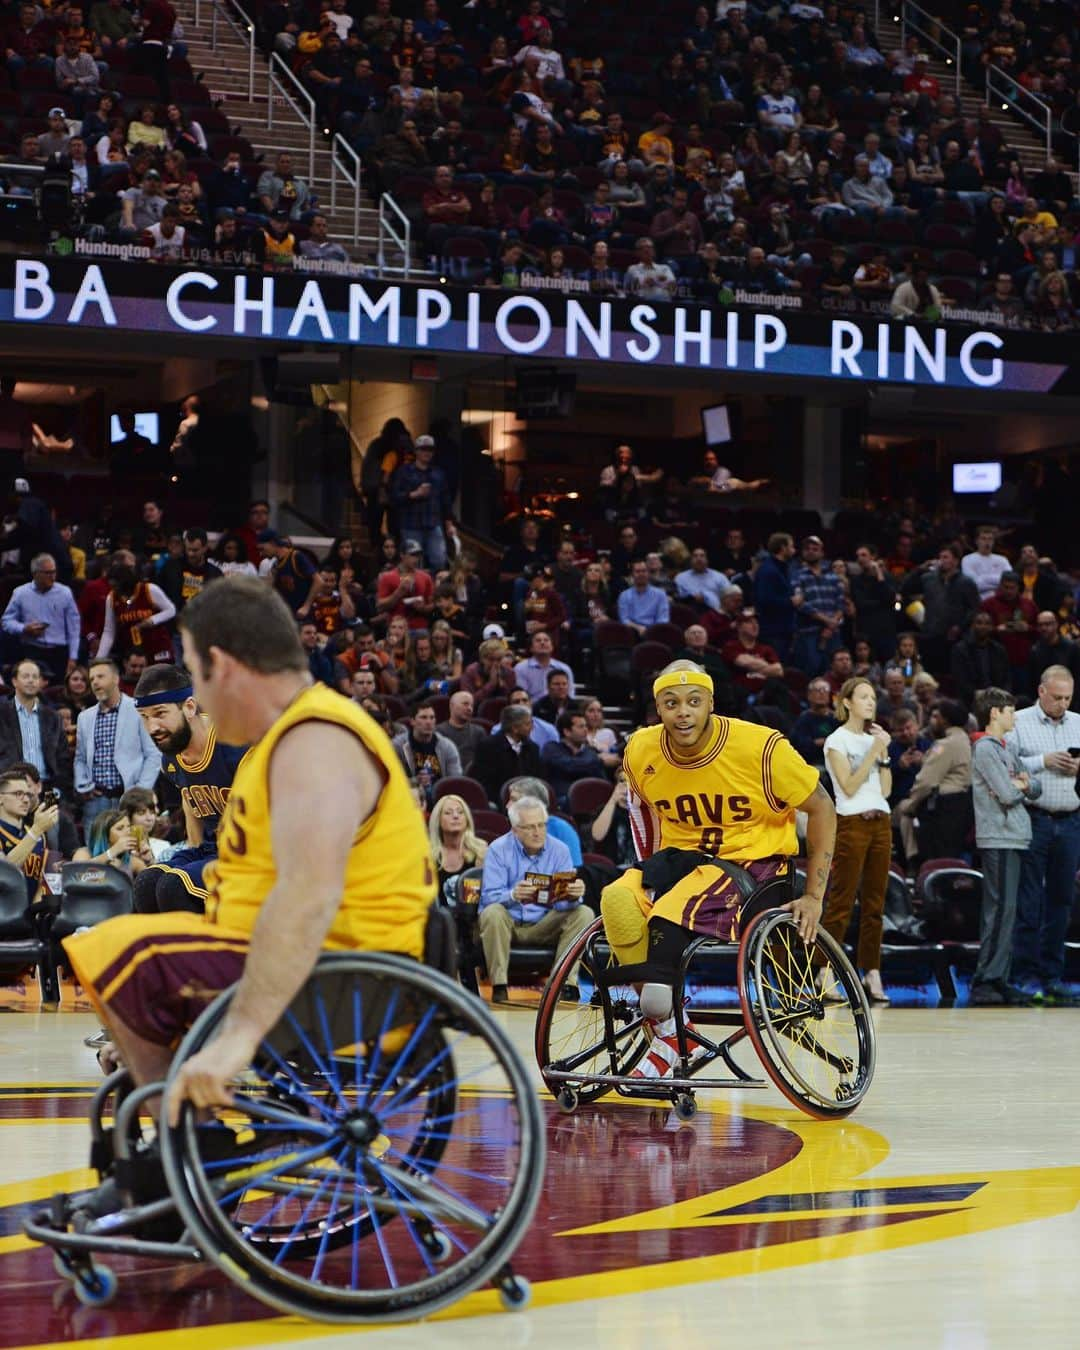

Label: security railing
[267,52,316,183]
[986,65,1053,156]
[330,134,361,249]
[896,0,961,99]
[377,192,411,279]
[210,0,257,103]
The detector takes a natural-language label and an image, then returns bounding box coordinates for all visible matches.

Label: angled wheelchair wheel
[737,910,876,1119]
[535,917,647,1103]
[160,953,545,1324]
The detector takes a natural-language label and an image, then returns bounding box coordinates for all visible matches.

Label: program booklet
[525,871,578,906]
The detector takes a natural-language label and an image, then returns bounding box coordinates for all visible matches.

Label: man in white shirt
[675,547,731,611]
[514,30,565,84]
[624,238,677,302]
[756,75,801,132]
[961,526,1012,599]
[1005,664,1080,1002]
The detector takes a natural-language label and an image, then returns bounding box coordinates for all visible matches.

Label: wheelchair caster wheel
[73,1264,117,1308]
[420,1227,454,1263]
[53,1252,75,1281]
[674,1093,697,1122]
[497,1273,532,1312]
[556,1087,579,1113]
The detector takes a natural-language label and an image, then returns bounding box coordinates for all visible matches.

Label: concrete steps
[172,0,423,267]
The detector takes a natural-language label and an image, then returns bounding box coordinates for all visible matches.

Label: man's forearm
[221,880,341,1045]
[802,793,836,901]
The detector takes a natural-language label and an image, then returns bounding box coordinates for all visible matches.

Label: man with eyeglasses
[0,768,57,903]
[1,553,80,682]
[478,794,591,1004]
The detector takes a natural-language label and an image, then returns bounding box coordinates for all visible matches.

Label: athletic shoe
[490,985,510,1005]
[630,1017,708,1080]
[970,982,1005,1006]
[999,982,1033,1007]
[1042,981,1078,1006]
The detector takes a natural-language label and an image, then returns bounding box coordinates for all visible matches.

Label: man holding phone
[1006,665,1080,1002]
[478,793,591,1004]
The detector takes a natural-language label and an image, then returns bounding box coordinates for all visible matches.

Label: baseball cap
[271,207,290,221]
[256,528,282,544]
[482,622,506,641]
[414,434,435,448]
[13,477,29,495]
[401,538,423,556]
[738,607,757,620]
[143,168,161,180]
[48,107,66,119]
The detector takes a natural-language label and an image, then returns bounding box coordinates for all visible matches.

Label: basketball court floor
[0,1005,1076,1350]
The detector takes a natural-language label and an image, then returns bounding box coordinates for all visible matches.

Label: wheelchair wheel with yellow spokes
[737,910,876,1119]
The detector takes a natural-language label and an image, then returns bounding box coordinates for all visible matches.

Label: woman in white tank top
[820,677,893,1003]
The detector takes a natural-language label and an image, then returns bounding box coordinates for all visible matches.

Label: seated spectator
[541,710,605,808]
[146,205,186,261]
[911,671,941,730]
[721,609,784,700]
[962,525,1011,599]
[423,164,471,248]
[791,677,840,768]
[675,547,731,611]
[461,636,517,702]
[617,558,671,635]
[73,805,155,877]
[651,186,704,263]
[1034,272,1078,331]
[119,167,168,236]
[472,704,542,805]
[842,156,896,219]
[582,698,620,770]
[428,792,487,898]
[127,104,166,155]
[852,249,894,301]
[39,108,72,160]
[514,630,574,702]
[891,262,946,319]
[824,647,854,697]
[533,668,573,726]
[435,689,483,774]
[297,212,349,263]
[393,699,462,807]
[505,686,558,750]
[164,102,207,156]
[89,0,137,51]
[6,3,55,76]
[257,151,311,220]
[478,793,591,1004]
[702,583,745,648]
[624,237,677,302]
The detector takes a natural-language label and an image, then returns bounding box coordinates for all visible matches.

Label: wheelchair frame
[536,908,877,1121]
[26,951,545,1323]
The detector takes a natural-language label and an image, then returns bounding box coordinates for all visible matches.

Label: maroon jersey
[112,582,174,662]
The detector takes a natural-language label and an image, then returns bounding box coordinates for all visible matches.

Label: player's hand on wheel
[166,1030,258,1127]
[783,893,822,944]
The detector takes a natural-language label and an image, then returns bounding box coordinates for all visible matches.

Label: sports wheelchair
[535,861,876,1121]
[26,938,544,1324]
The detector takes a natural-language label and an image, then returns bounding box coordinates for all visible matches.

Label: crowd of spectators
[0,412,1077,1000]
[234,0,1080,326]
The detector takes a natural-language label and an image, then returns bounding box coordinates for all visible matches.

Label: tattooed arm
[785,783,837,942]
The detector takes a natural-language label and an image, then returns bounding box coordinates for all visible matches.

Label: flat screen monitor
[701,403,732,446]
[110,412,159,445]
[952,462,1002,494]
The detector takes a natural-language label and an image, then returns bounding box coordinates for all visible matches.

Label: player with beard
[131,664,247,913]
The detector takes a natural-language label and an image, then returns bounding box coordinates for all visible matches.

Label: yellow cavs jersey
[622,715,819,862]
[205,683,436,957]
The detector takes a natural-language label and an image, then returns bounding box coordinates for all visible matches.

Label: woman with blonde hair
[430,619,463,681]
[820,676,893,1004]
[428,793,487,895]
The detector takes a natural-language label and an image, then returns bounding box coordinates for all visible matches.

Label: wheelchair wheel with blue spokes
[161,952,545,1323]
[737,910,876,1119]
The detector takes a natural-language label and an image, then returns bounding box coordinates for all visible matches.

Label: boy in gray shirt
[970,687,1041,1005]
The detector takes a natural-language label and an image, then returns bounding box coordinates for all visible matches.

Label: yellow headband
[653,669,714,699]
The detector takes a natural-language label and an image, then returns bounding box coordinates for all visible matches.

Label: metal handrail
[377,191,410,279]
[211,0,256,103]
[329,133,361,249]
[986,65,1052,155]
[897,0,961,99]
[267,52,316,183]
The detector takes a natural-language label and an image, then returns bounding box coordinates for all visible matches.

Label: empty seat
[432,775,490,812]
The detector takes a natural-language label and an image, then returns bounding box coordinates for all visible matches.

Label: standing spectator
[949,610,1011,707]
[478,794,591,1004]
[1006,665,1080,1002]
[791,535,846,677]
[790,678,839,768]
[159,528,224,617]
[390,434,451,570]
[895,699,973,866]
[0,659,72,791]
[674,547,730,611]
[970,687,1042,1006]
[73,657,161,832]
[887,706,931,866]
[2,554,80,681]
[513,630,574,702]
[541,709,604,808]
[982,572,1037,687]
[471,705,542,807]
[436,689,484,774]
[753,532,796,663]
[616,559,670,635]
[1028,612,1080,704]
[96,560,177,665]
[962,525,1011,599]
[900,545,979,675]
[821,677,893,1004]
[849,545,897,663]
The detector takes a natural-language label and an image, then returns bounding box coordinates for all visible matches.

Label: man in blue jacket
[74,658,161,832]
[753,532,796,664]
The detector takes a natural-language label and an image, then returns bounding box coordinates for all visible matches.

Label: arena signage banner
[0,256,1075,396]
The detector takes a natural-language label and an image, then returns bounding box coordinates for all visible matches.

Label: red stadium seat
[568,777,615,819]
[473,808,510,837]
[433,776,490,812]
[643,622,683,651]
[478,697,506,722]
